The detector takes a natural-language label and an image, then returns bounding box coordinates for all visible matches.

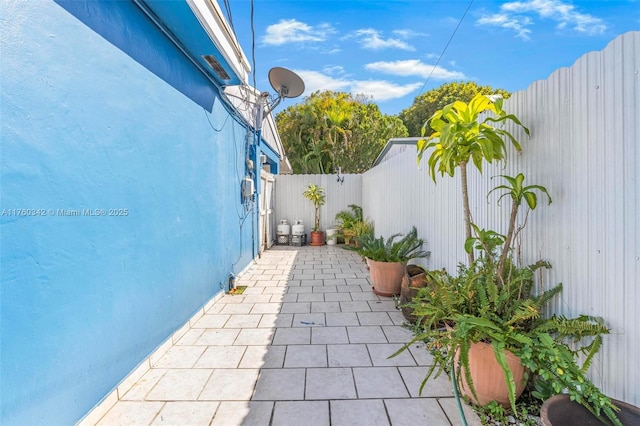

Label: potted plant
[335,204,362,245]
[397,178,622,425]
[409,257,619,423]
[350,219,374,247]
[303,183,326,246]
[404,95,621,425]
[399,225,621,423]
[399,266,442,324]
[354,227,429,297]
[335,205,374,247]
[408,95,535,406]
[540,394,639,426]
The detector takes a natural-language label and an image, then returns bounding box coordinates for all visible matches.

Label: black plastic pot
[541,394,640,426]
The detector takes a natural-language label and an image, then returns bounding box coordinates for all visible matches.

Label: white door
[259,170,276,254]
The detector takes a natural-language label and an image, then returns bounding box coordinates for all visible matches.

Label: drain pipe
[251,93,268,259]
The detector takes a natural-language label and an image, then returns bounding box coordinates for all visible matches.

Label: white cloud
[352,29,415,51]
[292,70,422,102]
[477,13,533,40]
[478,0,607,38]
[322,65,346,76]
[351,80,423,101]
[294,70,351,93]
[365,59,467,80]
[392,29,429,39]
[262,19,336,45]
[324,48,342,55]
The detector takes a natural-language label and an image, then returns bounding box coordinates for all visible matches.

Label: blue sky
[226,0,639,115]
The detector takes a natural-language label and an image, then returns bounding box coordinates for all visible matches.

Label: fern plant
[335,204,362,230]
[335,204,368,245]
[350,219,374,245]
[520,315,620,423]
[398,235,621,425]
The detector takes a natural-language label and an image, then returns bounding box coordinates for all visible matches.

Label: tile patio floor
[92,245,481,426]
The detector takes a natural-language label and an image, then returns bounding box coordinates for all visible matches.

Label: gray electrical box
[242,177,254,198]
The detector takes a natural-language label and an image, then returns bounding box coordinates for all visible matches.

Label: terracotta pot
[344,229,355,246]
[368,259,405,297]
[541,394,640,426]
[309,231,325,246]
[399,265,428,323]
[455,341,527,408]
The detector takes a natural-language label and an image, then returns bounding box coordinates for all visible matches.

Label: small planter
[541,394,640,426]
[399,265,428,323]
[343,229,356,246]
[309,231,325,246]
[455,341,527,408]
[368,259,405,297]
[326,229,338,245]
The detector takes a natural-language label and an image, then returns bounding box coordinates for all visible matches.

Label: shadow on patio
[90,245,481,425]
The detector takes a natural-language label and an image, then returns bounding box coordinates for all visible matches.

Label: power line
[416,0,474,97]
[222,0,235,34]
[250,0,256,90]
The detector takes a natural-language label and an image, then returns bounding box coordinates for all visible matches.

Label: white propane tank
[277,220,290,235]
[292,220,305,236]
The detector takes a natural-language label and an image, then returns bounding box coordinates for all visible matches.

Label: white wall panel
[274,174,362,236]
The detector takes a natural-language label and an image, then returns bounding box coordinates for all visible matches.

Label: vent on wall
[202,55,230,80]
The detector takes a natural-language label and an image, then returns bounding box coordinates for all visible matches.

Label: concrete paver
[91,245,481,425]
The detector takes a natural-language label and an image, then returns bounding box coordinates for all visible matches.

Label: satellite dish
[268,67,305,99]
[262,67,305,115]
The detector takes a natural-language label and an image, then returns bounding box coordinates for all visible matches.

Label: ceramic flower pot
[399,264,428,323]
[343,229,355,246]
[540,394,640,426]
[368,259,405,297]
[455,341,527,408]
[309,231,325,246]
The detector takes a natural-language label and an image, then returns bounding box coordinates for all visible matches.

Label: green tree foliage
[275,91,408,174]
[399,81,511,137]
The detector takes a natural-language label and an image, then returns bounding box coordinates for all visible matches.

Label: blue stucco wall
[0,1,255,424]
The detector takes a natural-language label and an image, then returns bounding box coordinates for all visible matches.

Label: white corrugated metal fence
[274,31,639,406]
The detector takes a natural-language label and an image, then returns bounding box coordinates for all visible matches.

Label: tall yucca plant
[417,94,530,265]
